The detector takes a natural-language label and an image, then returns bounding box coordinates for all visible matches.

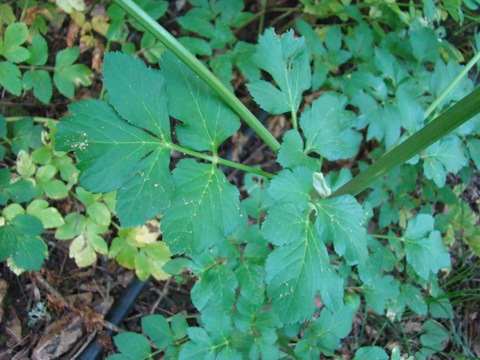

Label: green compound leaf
[0,168,36,205]
[295,305,355,357]
[111,333,152,360]
[1,22,30,63]
[26,199,65,229]
[353,346,388,360]
[23,69,52,104]
[55,98,173,227]
[103,52,171,141]
[267,167,313,210]
[422,134,468,188]
[191,264,238,312]
[418,320,449,358]
[404,214,450,280]
[262,203,344,323]
[247,28,311,115]
[0,214,47,271]
[160,51,240,152]
[27,35,48,66]
[364,275,400,315]
[0,61,22,96]
[180,310,241,360]
[11,117,43,155]
[53,46,92,99]
[162,159,241,255]
[277,130,322,170]
[313,195,368,264]
[142,314,174,350]
[179,328,215,360]
[301,92,362,161]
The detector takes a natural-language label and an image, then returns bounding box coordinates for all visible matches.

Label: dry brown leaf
[0,279,7,323]
[92,295,114,316]
[91,43,105,72]
[404,320,423,334]
[231,131,249,162]
[24,6,39,26]
[90,3,108,17]
[4,305,23,348]
[46,294,67,313]
[267,114,286,139]
[66,22,81,47]
[31,313,84,360]
[70,297,104,332]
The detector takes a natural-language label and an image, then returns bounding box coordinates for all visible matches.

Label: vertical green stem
[291,109,298,130]
[258,0,268,36]
[20,0,29,22]
[113,0,281,153]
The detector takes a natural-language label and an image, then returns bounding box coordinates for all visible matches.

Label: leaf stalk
[169,144,274,179]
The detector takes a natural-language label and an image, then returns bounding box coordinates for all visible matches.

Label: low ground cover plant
[1,0,480,359]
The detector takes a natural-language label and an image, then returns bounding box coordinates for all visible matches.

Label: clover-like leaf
[53,46,92,99]
[1,22,30,63]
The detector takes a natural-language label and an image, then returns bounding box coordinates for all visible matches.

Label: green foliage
[0,214,47,271]
[0,19,92,103]
[2,0,480,359]
[176,0,252,50]
[247,29,311,118]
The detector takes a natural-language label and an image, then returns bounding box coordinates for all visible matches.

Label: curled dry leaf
[32,313,84,360]
[91,43,105,73]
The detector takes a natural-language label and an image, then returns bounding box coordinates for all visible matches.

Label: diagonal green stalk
[331,86,480,197]
[113,0,281,153]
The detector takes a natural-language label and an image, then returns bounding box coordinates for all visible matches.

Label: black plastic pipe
[78,276,151,360]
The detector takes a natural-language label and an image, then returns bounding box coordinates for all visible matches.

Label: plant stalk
[113,0,281,153]
[169,144,274,179]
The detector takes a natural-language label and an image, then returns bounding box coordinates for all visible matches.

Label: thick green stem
[169,144,274,179]
[113,0,281,153]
